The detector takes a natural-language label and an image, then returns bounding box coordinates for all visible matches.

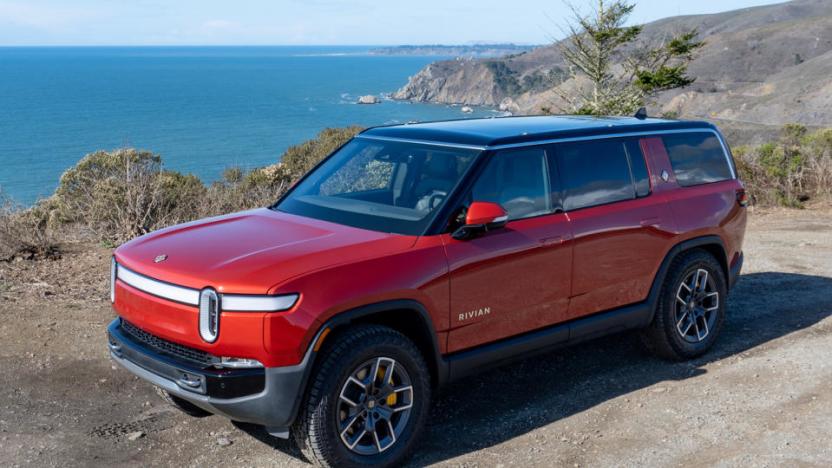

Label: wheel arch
[310,300,448,389]
[645,235,729,325]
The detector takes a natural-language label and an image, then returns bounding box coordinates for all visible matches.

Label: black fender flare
[643,235,729,326]
[318,299,448,384]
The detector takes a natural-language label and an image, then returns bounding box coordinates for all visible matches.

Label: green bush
[734,124,832,207]
[50,148,207,243]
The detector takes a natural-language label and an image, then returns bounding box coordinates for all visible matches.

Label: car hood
[114,208,418,294]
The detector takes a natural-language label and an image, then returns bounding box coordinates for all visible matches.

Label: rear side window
[662,133,733,187]
[556,139,636,211]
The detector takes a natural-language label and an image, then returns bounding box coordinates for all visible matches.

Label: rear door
[443,146,573,352]
[554,137,676,320]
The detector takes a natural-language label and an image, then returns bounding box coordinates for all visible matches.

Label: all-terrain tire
[641,249,728,360]
[154,386,212,417]
[292,324,431,468]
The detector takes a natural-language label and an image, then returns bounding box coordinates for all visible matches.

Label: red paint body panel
[443,213,572,352]
[272,235,452,357]
[565,193,677,319]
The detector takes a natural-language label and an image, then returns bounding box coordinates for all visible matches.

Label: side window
[556,139,636,211]
[470,147,552,221]
[662,133,733,187]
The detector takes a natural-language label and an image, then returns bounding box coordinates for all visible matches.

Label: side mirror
[452,201,509,240]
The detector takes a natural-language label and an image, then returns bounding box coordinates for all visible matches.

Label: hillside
[393,0,832,142]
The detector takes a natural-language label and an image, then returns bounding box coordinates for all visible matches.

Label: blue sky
[0,0,787,46]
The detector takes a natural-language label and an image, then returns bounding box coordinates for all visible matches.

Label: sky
[0,0,788,46]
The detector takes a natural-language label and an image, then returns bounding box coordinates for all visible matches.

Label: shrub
[52,148,206,243]
[201,164,293,216]
[734,124,832,207]
[0,191,59,260]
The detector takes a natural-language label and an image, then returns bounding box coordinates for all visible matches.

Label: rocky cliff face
[394,0,832,136]
[393,59,505,106]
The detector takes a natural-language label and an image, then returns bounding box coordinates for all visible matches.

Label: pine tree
[552,0,703,116]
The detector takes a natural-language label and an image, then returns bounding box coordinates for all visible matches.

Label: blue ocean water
[0,46,496,205]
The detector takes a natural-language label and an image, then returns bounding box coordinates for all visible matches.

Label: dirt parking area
[1,208,831,467]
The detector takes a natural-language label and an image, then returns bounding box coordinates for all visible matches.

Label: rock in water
[357,95,380,104]
[461,106,474,113]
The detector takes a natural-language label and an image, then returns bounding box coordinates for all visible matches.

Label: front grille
[121,320,216,368]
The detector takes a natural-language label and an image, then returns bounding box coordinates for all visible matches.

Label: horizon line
[0,42,545,48]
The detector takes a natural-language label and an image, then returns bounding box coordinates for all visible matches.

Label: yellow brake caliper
[377,365,397,406]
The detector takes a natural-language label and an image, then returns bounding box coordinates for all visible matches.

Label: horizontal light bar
[115,262,298,312]
[221,294,299,312]
[117,264,200,305]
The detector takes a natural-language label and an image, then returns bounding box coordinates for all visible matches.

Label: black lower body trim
[446,303,651,381]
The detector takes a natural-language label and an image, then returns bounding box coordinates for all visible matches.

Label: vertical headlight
[110,257,117,303]
[199,289,220,343]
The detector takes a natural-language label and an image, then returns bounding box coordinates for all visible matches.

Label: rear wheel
[292,325,431,468]
[641,249,727,360]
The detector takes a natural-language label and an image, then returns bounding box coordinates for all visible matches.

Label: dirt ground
[1,208,831,467]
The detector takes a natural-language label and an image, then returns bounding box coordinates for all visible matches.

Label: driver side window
[470,147,553,221]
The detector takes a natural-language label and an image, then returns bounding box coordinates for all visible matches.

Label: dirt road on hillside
[1,208,831,467]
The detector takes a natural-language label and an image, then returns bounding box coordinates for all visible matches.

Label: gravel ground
[1,208,830,467]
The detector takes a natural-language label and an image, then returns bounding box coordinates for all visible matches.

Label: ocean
[0,46,496,205]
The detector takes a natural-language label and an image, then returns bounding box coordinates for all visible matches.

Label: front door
[443,146,573,353]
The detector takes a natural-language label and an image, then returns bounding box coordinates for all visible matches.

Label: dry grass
[0,192,60,261]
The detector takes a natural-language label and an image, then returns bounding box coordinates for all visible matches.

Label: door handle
[640,217,661,227]
[540,236,564,246]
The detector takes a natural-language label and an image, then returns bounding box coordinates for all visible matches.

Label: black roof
[360,115,717,148]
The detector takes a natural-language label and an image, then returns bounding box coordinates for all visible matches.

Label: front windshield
[275,137,480,235]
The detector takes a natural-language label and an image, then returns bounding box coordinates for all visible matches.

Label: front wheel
[292,325,431,468]
[641,249,728,360]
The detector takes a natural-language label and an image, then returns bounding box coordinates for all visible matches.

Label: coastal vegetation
[0,126,361,261]
[734,125,832,208]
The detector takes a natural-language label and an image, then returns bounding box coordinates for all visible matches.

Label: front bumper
[107,319,310,436]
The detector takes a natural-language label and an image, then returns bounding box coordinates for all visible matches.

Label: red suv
[107,116,746,467]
